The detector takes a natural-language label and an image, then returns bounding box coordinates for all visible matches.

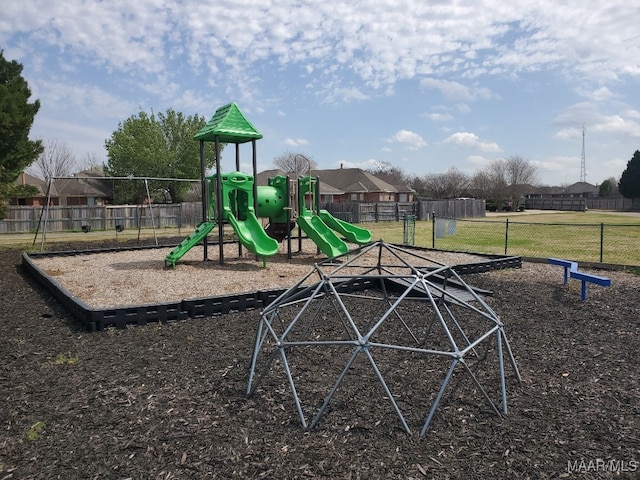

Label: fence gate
[403,214,416,246]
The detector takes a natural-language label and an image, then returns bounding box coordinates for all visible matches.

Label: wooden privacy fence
[1,199,487,233]
[322,199,485,223]
[0,203,202,234]
[525,197,640,212]
[525,198,587,211]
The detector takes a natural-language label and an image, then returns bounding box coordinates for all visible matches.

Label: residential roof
[310,168,398,194]
[255,169,344,195]
[370,172,415,193]
[14,172,57,197]
[53,176,113,198]
[564,182,598,194]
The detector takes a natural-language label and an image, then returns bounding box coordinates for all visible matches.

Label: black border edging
[23,245,521,332]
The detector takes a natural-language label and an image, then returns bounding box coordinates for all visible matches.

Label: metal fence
[431,217,640,267]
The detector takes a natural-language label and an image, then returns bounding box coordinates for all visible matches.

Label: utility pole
[580,124,587,183]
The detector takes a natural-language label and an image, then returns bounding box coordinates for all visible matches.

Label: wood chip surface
[31,241,492,308]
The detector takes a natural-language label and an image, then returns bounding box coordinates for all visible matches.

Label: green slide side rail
[318,210,372,244]
[226,211,279,258]
[165,221,216,268]
[296,215,349,258]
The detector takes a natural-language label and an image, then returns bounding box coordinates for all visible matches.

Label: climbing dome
[247,241,521,436]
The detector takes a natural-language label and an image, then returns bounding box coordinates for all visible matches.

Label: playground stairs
[164,221,216,268]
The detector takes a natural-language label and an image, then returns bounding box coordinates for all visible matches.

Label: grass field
[2,209,639,266]
[365,210,640,267]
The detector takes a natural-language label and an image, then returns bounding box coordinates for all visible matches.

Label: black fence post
[600,223,604,263]
[504,218,509,255]
[432,213,436,248]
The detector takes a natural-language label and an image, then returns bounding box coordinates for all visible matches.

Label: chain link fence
[431,217,640,267]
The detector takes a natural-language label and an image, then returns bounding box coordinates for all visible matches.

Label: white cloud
[586,87,618,102]
[553,102,640,140]
[388,130,427,150]
[466,155,492,168]
[419,78,494,102]
[2,0,637,186]
[335,158,380,170]
[443,132,501,152]
[4,1,637,103]
[422,112,453,122]
[283,138,310,147]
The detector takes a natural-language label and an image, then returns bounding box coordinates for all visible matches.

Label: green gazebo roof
[194,102,263,143]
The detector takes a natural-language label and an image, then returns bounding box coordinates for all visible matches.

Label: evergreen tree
[618,150,640,199]
[598,177,616,197]
[0,51,44,218]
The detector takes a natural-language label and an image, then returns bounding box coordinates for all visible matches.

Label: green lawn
[2,209,639,266]
[365,210,640,267]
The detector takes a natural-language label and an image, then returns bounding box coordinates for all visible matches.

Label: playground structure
[165,102,371,268]
[247,241,522,435]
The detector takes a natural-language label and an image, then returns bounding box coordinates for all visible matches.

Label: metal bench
[547,258,611,301]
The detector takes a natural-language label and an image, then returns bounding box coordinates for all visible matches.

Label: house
[53,170,113,206]
[10,170,113,207]
[256,167,414,203]
[310,167,413,203]
[563,182,599,198]
[10,172,58,206]
[524,182,598,200]
[363,170,415,202]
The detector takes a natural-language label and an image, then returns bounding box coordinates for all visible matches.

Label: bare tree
[273,151,318,175]
[505,155,539,209]
[78,152,104,174]
[487,158,509,210]
[443,167,471,198]
[470,169,493,199]
[474,156,538,210]
[27,138,77,181]
[421,167,470,199]
[367,160,410,187]
[410,175,429,197]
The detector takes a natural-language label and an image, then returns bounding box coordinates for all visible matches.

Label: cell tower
[580,124,587,183]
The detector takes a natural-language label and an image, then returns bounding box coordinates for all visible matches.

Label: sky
[2,1,639,186]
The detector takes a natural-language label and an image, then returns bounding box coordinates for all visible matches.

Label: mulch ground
[1,238,639,479]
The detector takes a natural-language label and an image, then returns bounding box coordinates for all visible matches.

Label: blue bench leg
[581,281,587,301]
[563,267,569,284]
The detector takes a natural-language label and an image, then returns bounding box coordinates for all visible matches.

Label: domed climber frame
[247,241,522,436]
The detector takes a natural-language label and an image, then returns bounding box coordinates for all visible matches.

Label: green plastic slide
[226,211,279,258]
[165,221,216,268]
[318,210,372,244]
[296,215,349,258]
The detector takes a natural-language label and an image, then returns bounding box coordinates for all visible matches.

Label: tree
[366,160,410,187]
[105,109,216,203]
[598,177,617,197]
[618,150,640,199]
[273,151,317,175]
[78,152,104,174]
[27,138,77,181]
[420,167,470,199]
[504,155,538,209]
[0,50,44,218]
[409,175,429,197]
[485,159,508,209]
[469,170,493,200]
